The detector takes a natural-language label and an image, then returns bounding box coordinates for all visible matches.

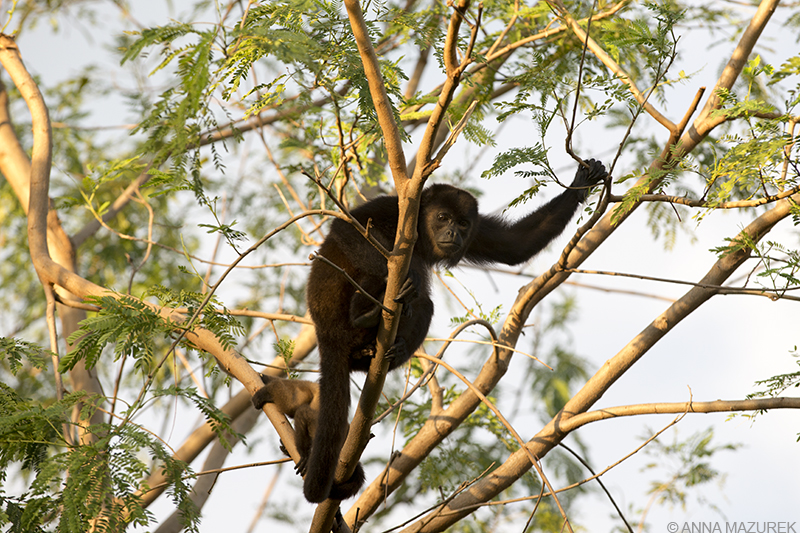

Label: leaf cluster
[0,389,201,532]
[747,347,800,420]
[0,337,49,376]
[61,295,168,374]
[148,285,246,352]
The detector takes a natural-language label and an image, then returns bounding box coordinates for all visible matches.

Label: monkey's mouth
[437,240,462,252]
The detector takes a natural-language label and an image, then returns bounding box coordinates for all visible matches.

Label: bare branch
[560,397,800,433]
[565,267,800,302]
[343,0,408,189]
[374,319,502,425]
[411,0,471,182]
[415,353,574,532]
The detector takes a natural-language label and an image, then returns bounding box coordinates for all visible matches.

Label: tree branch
[514,0,780,324]
[0,36,310,521]
[343,0,408,190]
[0,34,107,447]
[560,397,800,433]
[380,6,785,523]
[609,183,800,209]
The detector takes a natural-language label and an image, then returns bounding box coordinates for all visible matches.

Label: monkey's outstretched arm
[465,160,607,266]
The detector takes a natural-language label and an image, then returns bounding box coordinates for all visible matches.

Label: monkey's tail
[328,462,365,500]
[303,350,351,503]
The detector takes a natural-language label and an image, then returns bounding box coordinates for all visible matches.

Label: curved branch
[0,34,311,518]
[137,324,317,508]
[0,34,53,275]
[511,0,780,328]
[0,34,108,447]
[399,0,630,126]
[414,353,574,532]
[374,319,501,425]
[560,397,800,433]
[344,328,519,524]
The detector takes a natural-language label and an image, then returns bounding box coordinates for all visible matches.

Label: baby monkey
[251,374,365,500]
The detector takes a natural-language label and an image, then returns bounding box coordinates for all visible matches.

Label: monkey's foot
[295,455,308,476]
[352,345,378,361]
[251,386,273,410]
[395,273,420,317]
[385,338,408,366]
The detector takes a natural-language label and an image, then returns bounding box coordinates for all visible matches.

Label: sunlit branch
[411,0,472,182]
[560,397,800,433]
[437,408,687,518]
[343,0,408,188]
[397,182,796,532]
[374,319,501,424]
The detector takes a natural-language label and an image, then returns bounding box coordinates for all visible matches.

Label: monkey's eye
[437,213,449,222]
[457,220,470,229]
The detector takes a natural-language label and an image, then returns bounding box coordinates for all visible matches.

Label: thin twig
[564,267,800,301]
[127,189,156,295]
[559,442,633,533]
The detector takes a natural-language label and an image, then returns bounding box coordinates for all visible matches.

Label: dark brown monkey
[251,374,365,500]
[256,159,607,503]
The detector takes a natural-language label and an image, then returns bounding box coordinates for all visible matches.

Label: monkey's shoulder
[325,196,400,256]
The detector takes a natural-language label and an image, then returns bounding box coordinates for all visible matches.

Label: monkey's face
[425,208,473,263]
[418,183,479,267]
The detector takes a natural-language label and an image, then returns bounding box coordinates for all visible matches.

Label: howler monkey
[255,159,607,503]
